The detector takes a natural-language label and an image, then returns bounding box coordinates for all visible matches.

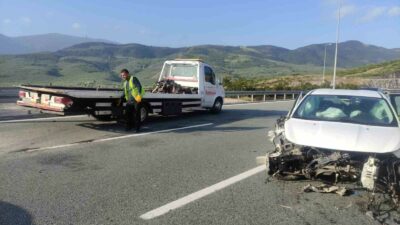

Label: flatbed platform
[19,85,201,100]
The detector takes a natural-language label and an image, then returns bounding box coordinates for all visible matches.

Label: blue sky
[0,0,399,49]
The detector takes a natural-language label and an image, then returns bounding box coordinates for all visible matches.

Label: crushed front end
[259,115,400,208]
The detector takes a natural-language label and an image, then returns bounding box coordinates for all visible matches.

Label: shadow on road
[76,109,288,134]
[0,201,35,225]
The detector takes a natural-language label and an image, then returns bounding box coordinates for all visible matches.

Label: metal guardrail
[225,90,302,102]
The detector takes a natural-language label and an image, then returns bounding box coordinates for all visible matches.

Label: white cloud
[20,17,31,24]
[388,6,400,16]
[2,18,11,24]
[339,4,356,18]
[72,22,81,30]
[359,6,386,22]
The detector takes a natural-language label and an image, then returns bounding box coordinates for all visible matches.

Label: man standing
[120,69,145,132]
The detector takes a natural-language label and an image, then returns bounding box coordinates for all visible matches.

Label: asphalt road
[0,88,67,121]
[0,101,378,225]
[0,88,18,103]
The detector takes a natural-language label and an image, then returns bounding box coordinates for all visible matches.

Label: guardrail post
[251,95,254,102]
[263,95,266,102]
[292,93,295,99]
[274,94,277,101]
[283,93,286,100]
[237,95,240,100]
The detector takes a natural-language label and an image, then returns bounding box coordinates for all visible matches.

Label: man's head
[120,69,130,81]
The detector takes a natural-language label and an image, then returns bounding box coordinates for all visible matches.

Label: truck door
[203,66,217,107]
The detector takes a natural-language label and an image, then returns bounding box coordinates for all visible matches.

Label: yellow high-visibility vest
[123,76,145,102]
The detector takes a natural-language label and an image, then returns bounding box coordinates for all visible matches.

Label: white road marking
[140,165,266,220]
[224,100,294,107]
[25,123,213,152]
[0,115,87,123]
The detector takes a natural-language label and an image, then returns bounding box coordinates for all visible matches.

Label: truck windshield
[161,63,198,80]
[293,95,398,127]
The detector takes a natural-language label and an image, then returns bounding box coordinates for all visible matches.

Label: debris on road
[279,204,293,210]
[303,184,350,196]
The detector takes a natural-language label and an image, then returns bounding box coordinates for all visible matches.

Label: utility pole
[332,0,341,89]
[322,43,330,85]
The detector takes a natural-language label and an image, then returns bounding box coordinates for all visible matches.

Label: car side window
[390,95,400,117]
[204,66,215,85]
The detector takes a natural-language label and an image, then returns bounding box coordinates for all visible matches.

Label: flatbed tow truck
[17,59,225,122]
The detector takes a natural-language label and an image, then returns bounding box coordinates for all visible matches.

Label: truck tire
[210,98,223,114]
[140,104,149,123]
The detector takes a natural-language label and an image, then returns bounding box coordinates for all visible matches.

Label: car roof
[310,89,383,98]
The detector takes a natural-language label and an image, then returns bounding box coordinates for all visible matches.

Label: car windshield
[293,94,398,127]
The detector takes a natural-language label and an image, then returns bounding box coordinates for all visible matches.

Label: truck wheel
[140,104,149,123]
[210,98,223,114]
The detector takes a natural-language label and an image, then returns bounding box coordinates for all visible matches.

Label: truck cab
[158,59,225,109]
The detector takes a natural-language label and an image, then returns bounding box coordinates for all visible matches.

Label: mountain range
[0,33,399,87]
[0,33,114,55]
[58,40,400,68]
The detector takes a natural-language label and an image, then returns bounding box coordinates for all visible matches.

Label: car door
[203,66,217,107]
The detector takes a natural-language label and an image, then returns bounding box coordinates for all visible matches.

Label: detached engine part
[361,157,379,191]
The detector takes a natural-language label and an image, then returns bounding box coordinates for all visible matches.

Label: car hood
[285,118,400,154]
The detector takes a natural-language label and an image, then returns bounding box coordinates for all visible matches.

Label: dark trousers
[125,101,141,130]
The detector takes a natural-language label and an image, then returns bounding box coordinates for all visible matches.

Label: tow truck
[17,59,225,122]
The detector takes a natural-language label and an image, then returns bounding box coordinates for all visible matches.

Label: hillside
[0,34,30,55]
[338,59,400,77]
[0,41,399,87]
[225,59,400,91]
[0,43,322,87]
[57,41,400,68]
[279,41,400,68]
[0,33,114,55]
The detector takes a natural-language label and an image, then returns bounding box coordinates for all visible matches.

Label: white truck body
[17,59,225,120]
[156,59,225,108]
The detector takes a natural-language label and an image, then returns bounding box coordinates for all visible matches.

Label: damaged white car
[260,89,400,204]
